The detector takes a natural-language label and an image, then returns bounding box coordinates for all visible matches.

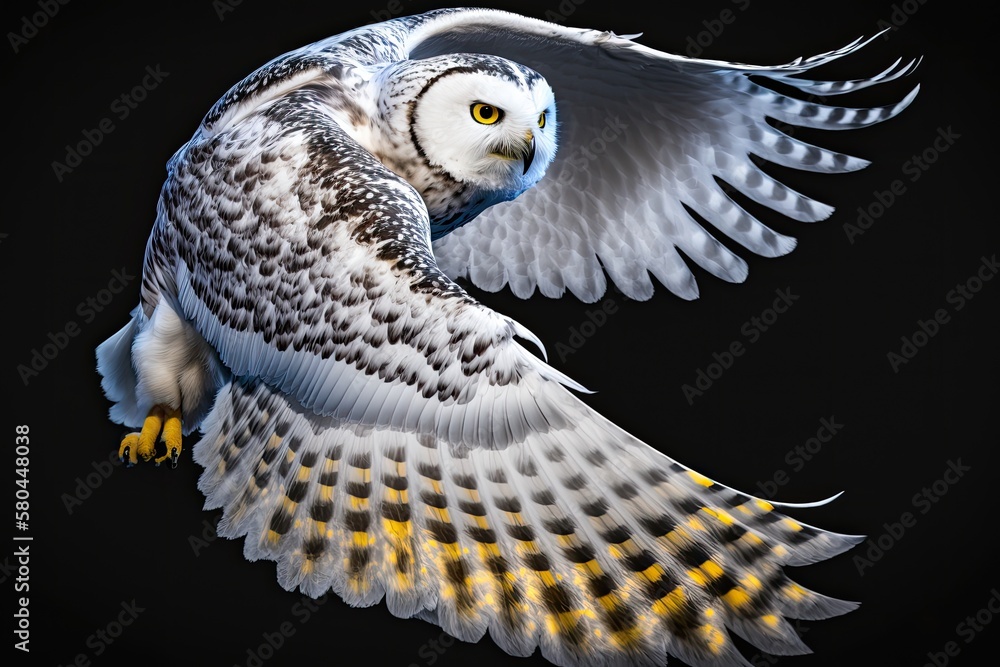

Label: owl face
[409,65,557,193]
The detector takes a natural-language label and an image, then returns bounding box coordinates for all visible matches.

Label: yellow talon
[118,405,183,468]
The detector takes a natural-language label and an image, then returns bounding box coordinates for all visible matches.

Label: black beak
[522,136,536,175]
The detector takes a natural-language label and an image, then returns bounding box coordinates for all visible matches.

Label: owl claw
[155,446,180,469]
[118,405,183,468]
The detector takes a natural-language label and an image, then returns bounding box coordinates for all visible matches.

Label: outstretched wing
[168,55,861,667]
[405,9,919,301]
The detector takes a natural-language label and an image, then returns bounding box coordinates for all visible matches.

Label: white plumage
[96,8,917,666]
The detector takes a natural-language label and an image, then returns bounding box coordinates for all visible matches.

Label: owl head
[377,54,557,198]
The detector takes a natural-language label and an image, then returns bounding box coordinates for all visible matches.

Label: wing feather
[138,11,890,665]
[402,9,918,301]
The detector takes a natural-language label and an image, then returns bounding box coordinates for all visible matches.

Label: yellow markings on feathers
[611,626,644,650]
[383,518,410,541]
[784,583,807,601]
[441,541,463,560]
[352,531,373,548]
[665,526,691,547]
[741,574,762,591]
[641,563,665,582]
[349,495,367,510]
[761,614,780,628]
[772,545,789,558]
[320,485,333,502]
[686,517,706,531]
[755,499,773,512]
[266,530,281,544]
[477,541,501,559]
[285,450,295,464]
[427,506,450,523]
[651,586,686,617]
[597,591,624,612]
[385,488,408,504]
[515,540,538,555]
[688,560,725,586]
[310,518,333,539]
[688,471,714,487]
[545,609,591,637]
[700,623,726,654]
[783,518,803,532]
[701,560,724,580]
[502,509,526,524]
[736,504,753,516]
[266,433,282,449]
[687,568,709,586]
[297,466,311,482]
[702,507,735,526]
[282,497,297,513]
[723,587,752,609]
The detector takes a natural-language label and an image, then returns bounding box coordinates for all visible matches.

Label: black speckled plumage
[95,8,919,667]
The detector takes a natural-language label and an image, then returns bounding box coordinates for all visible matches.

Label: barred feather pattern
[196,378,859,667]
[90,8,919,667]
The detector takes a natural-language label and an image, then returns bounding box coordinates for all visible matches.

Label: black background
[3,0,997,666]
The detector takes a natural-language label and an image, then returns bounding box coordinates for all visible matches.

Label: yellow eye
[471,103,503,125]
[538,111,546,128]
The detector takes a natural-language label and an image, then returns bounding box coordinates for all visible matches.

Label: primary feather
[95,8,917,666]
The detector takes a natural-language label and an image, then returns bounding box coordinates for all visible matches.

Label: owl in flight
[97,8,917,666]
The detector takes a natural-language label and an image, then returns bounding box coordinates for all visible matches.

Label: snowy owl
[96,8,918,666]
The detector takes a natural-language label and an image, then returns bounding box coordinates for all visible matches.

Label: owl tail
[196,378,860,667]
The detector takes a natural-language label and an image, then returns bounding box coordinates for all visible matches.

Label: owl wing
[406,8,919,301]
[174,68,859,667]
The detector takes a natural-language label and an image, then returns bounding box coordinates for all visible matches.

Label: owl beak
[522,135,536,175]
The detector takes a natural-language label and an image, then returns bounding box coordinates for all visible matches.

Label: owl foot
[119,405,183,468]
